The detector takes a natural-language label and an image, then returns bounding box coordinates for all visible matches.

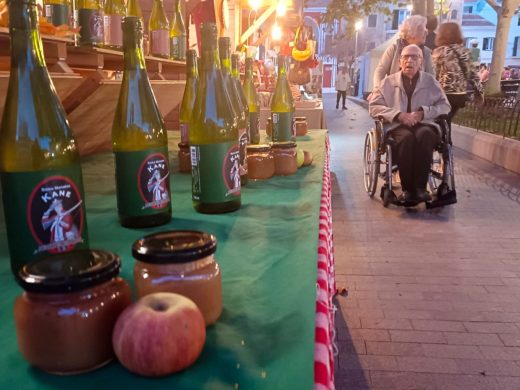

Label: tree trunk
[426,0,435,17]
[412,0,427,16]
[486,1,518,95]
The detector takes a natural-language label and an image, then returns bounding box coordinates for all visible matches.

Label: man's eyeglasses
[400,54,421,61]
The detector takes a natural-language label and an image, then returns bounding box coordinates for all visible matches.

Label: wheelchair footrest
[425,189,457,209]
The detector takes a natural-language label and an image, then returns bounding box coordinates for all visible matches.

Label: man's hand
[397,112,418,127]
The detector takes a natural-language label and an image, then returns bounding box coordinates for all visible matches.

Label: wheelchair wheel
[363,131,379,197]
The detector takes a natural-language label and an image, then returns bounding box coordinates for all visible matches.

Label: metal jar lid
[132,230,217,264]
[17,250,122,294]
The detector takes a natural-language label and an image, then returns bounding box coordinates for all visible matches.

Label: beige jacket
[369,71,451,130]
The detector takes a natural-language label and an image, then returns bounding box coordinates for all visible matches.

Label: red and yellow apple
[112,292,206,377]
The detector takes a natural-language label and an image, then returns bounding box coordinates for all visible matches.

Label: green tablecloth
[0,130,328,389]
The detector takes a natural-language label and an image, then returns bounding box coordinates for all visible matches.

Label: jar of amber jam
[133,230,222,326]
[14,250,132,375]
[294,117,308,136]
[272,141,298,176]
[246,144,275,180]
[178,142,191,173]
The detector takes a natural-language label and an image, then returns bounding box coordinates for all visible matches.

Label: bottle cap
[18,250,122,294]
[132,230,217,264]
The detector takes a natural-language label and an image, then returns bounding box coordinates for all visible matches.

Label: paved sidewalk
[326,93,520,390]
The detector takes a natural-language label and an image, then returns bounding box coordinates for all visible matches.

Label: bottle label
[114,147,171,217]
[103,15,123,48]
[239,126,248,178]
[45,4,69,27]
[150,29,170,57]
[170,35,186,60]
[190,142,241,203]
[78,9,104,45]
[271,112,294,142]
[1,167,89,274]
[248,111,260,144]
[180,122,189,144]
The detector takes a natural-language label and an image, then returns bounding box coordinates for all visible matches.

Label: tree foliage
[484,0,520,96]
[320,0,399,38]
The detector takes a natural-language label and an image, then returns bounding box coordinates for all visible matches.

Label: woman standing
[373,15,434,89]
[431,22,483,126]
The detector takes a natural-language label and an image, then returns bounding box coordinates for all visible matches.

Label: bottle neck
[186,57,198,79]
[127,0,143,18]
[201,45,220,74]
[278,63,287,77]
[220,57,231,75]
[9,2,45,69]
[174,0,181,12]
[123,32,146,70]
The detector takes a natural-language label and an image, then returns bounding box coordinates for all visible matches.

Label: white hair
[399,15,427,41]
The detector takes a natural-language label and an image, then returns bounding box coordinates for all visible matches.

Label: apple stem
[150,301,169,312]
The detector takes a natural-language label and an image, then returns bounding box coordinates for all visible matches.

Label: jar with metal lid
[14,250,132,375]
[294,116,308,136]
[133,230,222,326]
[272,141,298,176]
[246,144,275,180]
[178,142,191,173]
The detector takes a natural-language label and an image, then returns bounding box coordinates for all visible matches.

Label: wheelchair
[363,115,457,208]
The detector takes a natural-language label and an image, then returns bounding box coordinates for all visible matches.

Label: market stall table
[0,130,335,389]
[259,101,327,130]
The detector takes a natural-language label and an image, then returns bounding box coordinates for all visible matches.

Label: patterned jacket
[432,44,482,95]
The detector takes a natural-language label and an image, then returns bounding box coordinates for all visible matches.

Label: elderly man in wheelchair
[365,44,456,208]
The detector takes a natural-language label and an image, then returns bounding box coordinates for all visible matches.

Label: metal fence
[453,96,520,140]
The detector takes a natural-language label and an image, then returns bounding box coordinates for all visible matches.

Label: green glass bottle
[243,57,260,144]
[0,0,89,276]
[126,0,143,20]
[77,0,104,46]
[169,0,186,61]
[103,0,126,49]
[112,17,172,228]
[44,0,70,27]
[219,37,248,186]
[149,0,169,58]
[271,54,295,142]
[180,49,198,144]
[190,24,240,214]
[232,53,251,167]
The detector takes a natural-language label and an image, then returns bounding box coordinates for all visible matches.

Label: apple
[112,292,206,377]
[296,147,305,168]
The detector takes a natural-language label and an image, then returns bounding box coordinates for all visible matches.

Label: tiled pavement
[326,94,520,390]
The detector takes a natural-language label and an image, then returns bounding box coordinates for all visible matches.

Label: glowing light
[354,20,363,31]
[406,4,413,12]
[248,0,261,11]
[276,2,287,16]
[271,23,282,41]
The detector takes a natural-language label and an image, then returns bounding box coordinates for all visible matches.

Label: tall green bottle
[126,0,143,20]
[180,49,198,144]
[169,0,186,60]
[232,53,251,164]
[149,0,170,58]
[0,0,89,276]
[44,0,70,27]
[77,0,104,46]
[243,57,260,144]
[112,17,171,228]
[190,24,240,214]
[103,0,126,49]
[219,37,248,186]
[271,54,295,142]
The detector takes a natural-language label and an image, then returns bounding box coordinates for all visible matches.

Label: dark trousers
[336,90,346,108]
[446,93,467,127]
[391,125,441,192]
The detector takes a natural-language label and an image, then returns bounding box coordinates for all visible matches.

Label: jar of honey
[294,117,308,136]
[178,142,191,173]
[133,230,222,326]
[14,250,132,375]
[272,141,298,176]
[246,144,275,180]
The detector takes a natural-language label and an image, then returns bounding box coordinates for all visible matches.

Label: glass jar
[178,142,191,173]
[266,117,272,137]
[294,116,308,136]
[272,141,298,176]
[133,230,222,326]
[14,250,132,375]
[246,144,275,180]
